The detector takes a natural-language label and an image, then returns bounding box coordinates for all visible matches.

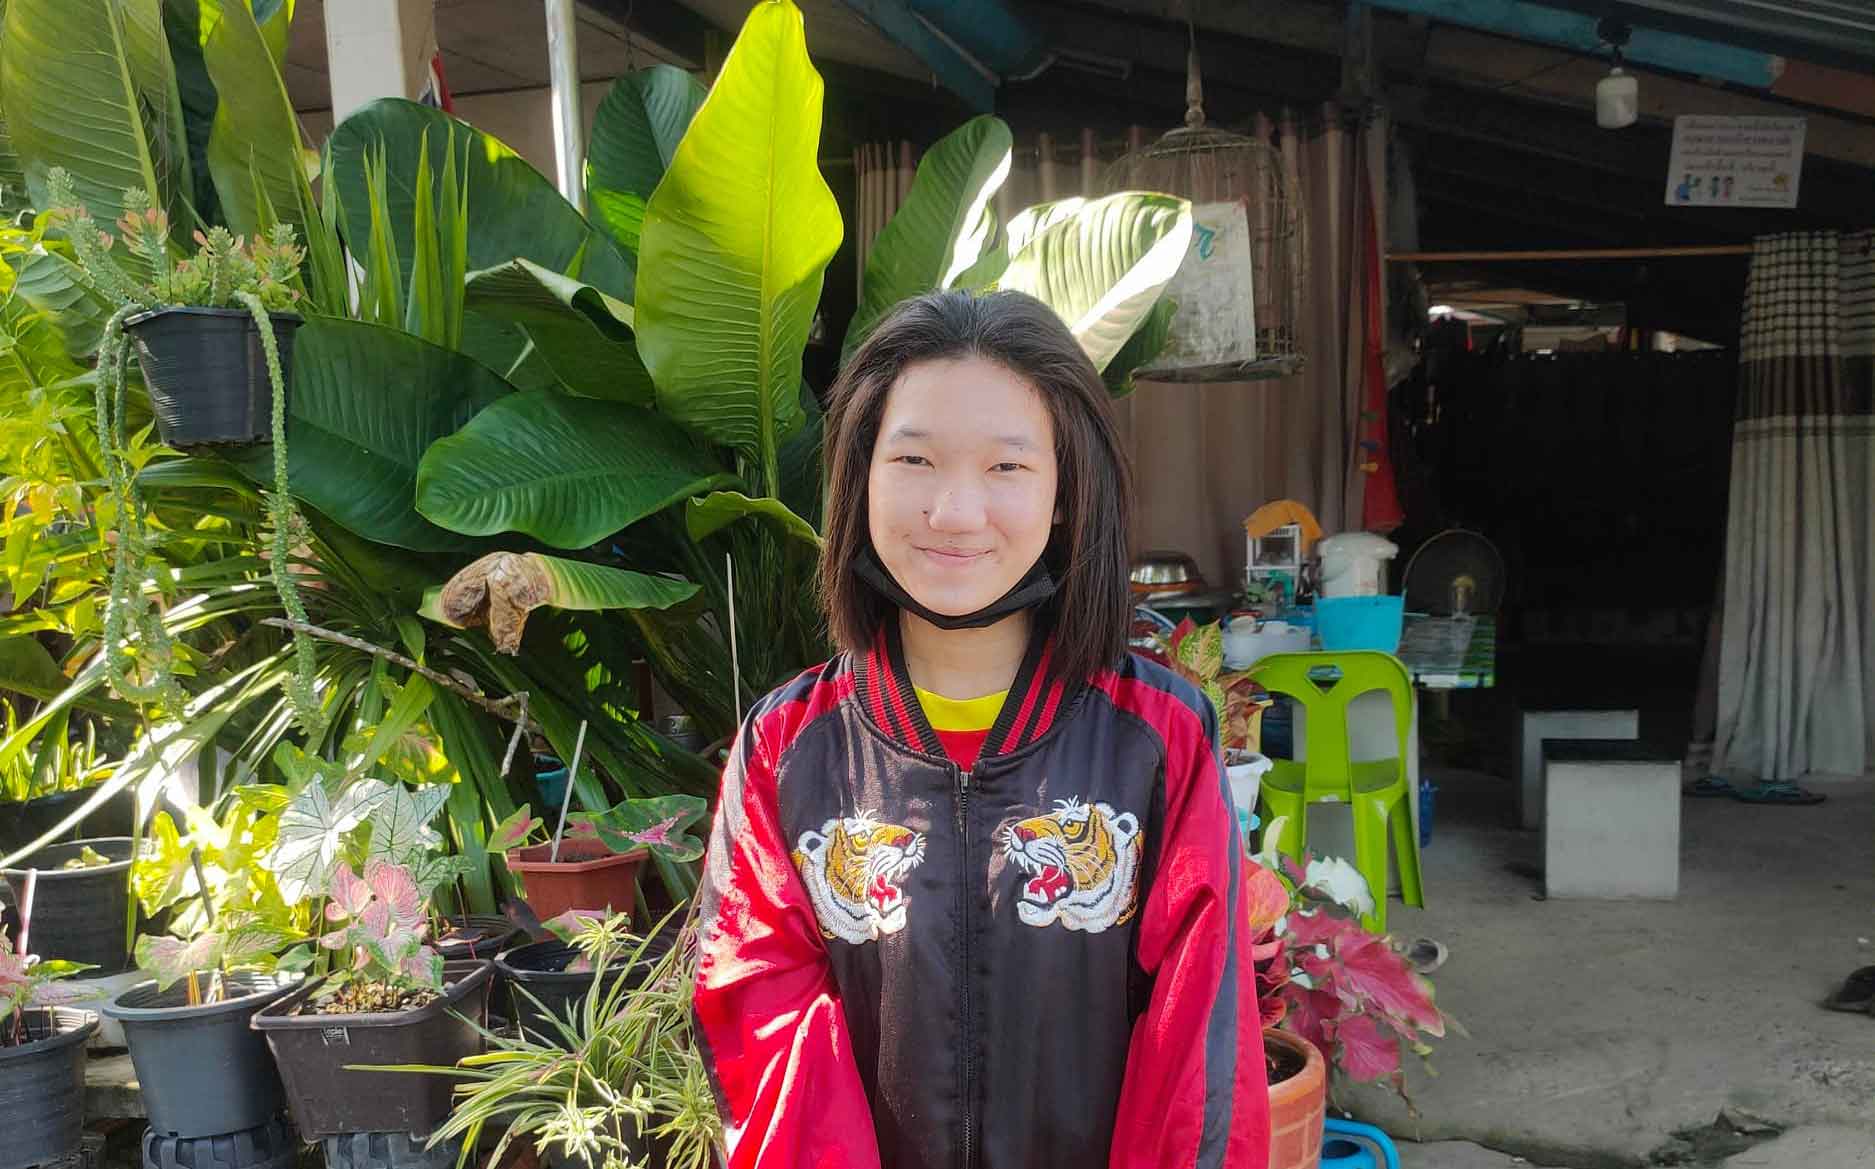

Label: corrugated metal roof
[1552,0,1875,67]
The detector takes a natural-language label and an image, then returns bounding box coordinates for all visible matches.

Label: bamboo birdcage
[1100,45,1305,382]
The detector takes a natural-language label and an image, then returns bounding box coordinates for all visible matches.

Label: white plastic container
[1226,752,1273,839]
[1318,532,1399,598]
[1223,619,1310,669]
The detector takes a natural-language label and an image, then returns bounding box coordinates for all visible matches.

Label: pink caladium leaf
[1281,986,1340,1055]
[398,946,443,987]
[327,862,374,919]
[1331,931,1445,1039]
[1331,1012,1402,1083]
[488,804,542,855]
[624,815,680,847]
[134,935,220,991]
[364,860,424,929]
[544,908,610,944]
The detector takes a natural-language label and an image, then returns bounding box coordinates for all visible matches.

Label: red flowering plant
[1245,825,1450,1103]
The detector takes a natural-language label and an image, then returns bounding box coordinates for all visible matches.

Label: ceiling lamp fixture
[1596,18,1638,129]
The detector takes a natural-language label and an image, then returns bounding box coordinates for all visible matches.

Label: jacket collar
[851,617,1079,765]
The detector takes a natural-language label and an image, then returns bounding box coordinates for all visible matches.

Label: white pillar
[324,0,435,123]
[545,0,585,211]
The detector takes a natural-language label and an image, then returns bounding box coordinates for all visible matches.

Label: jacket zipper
[954,765,975,1169]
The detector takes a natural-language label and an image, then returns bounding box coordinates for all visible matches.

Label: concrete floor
[1324,768,1875,1168]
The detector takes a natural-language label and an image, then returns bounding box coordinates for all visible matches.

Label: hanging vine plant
[46,169,324,735]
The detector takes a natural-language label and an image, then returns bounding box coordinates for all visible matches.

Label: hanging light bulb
[1595,20,1638,129]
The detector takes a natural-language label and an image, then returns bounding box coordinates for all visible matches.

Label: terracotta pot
[506,839,646,922]
[1265,1027,1327,1169]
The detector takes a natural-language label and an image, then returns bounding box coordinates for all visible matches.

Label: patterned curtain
[1713,231,1875,782]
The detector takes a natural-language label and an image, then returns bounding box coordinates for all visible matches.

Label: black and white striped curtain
[1713,230,1875,782]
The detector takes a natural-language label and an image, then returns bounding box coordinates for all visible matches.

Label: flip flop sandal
[1822,966,1875,1013]
[1731,780,1827,805]
[1684,776,1736,798]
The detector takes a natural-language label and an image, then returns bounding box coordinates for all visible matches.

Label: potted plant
[495,907,677,1044]
[0,708,125,855]
[2,837,136,972]
[252,858,491,1140]
[1247,824,1450,1169]
[0,934,99,1169]
[490,794,708,924]
[405,912,720,1169]
[105,786,311,1139]
[1147,619,1275,821]
[46,169,323,736]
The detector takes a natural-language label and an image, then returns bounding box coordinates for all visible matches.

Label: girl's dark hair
[819,289,1135,685]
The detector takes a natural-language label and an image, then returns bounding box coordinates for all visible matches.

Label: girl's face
[868,356,1059,619]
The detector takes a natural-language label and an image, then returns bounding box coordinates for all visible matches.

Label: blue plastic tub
[533,753,568,811]
[1315,595,1405,653]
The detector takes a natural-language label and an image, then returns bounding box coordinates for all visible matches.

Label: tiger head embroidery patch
[1002,798,1143,932]
[793,812,927,945]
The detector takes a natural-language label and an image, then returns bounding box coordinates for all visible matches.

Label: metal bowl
[1130,550,1204,590]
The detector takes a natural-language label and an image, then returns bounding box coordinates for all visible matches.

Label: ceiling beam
[578,0,712,68]
[832,0,996,112]
[1531,0,1875,72]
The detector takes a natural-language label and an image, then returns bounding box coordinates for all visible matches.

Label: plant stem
[258,619,539,732]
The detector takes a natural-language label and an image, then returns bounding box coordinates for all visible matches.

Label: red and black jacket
[694,622,1269,1169]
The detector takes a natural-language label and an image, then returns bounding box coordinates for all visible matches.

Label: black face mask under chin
[852,547,1057,631]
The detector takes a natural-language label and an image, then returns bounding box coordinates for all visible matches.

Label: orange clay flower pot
[1265,1027,1327,1169]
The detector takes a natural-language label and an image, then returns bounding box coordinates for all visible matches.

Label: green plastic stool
[1250,651,1424,933]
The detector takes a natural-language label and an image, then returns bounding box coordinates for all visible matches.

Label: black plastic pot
[0,785,135,854]
[0,1007,99,1169]
[104,973,298,1138]
[124,307,301,449]
[251,960,493,1139]
[495,932,674,1043]
[2,837,135,971]
[321,1131,465,1169]
[435,914,521,963]
[142,1117,298,1169]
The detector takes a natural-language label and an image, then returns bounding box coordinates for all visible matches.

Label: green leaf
[198,0,312,242]
[585,65,707,255]
[998,192,1193,373]
[635,0,841,497]
[262,778,389,903]
[359,780,449,868]
[0,634,69,700]
[326,99,633,300]
[844,114,1010,358]
[2,0,193,249]
[570,793,708,865]
[12,251,114,358]
[487,803,540,856]
[462,259,652,403]
[431,551,699,654]
[946,245,1007,293]
[1103,295,1176,397]
[415,391,736,549]
[228,316,514,552]
[686,491,821,549]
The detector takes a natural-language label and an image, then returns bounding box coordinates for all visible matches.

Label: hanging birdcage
[1100,42,1305,382]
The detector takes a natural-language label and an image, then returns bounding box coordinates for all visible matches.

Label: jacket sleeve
[1109,698,1270,1169]
[693,712,882,1169]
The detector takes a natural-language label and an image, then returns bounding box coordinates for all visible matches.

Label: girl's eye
[894,455,931,467]
[991,462,1026,473]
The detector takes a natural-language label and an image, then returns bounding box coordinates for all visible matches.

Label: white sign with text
[1665,116,1805,208]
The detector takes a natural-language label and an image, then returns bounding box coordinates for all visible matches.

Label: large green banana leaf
[585,65,706,256]
[12,252,113,358]
[0,0,25,213]
[1102,295,1176,397]
[327,99,633,301]
[197,0,311,241]
[998,192,1193,373]
[229,316,514,552]
[843,114,1010,358]
[415,390,736,549]
[635,0,840,498]
[463,259,652,404]
[686,491,820,550]
[2,0,193,242]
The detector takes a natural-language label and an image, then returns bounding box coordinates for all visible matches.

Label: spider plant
[396,909,719,1169]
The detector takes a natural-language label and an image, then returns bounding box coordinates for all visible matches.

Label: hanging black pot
[103,973,298,1138]
[123,307,301,450]
[0,1007,99,1169]
[2,837,135,972]
[495,930,675,1044]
